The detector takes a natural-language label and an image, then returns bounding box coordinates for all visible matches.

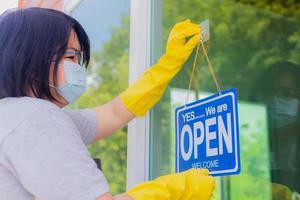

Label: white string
[185,40,201,106]
[200,39,222,95]
[185,38,222,106]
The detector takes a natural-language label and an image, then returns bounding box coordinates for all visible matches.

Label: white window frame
[126,0,151,190]
[126,0,162,189]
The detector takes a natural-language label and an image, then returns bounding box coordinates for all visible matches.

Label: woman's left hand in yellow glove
[120,19,201,116]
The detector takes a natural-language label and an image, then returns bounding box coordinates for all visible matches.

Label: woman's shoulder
[0,96,62,118]
[0,97,72,142]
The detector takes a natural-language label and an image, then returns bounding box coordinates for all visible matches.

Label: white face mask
[269,96,299,128]
[273,96,299,116]
[50,61,87,104]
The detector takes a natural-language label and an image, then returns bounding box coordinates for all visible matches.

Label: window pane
[150,0,300,198]
[70,0,130,194]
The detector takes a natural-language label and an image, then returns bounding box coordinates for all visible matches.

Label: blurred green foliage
[70,0,299,196]
[156,0,300,177]
[156,0,300,199]
[236,0,300,17]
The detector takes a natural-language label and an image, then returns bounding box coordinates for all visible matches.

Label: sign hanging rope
[185,36,222,106]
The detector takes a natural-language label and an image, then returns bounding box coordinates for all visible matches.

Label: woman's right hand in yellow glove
[127,168,215,200]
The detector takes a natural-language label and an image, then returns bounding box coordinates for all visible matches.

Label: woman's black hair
[250,61,300,102]
[0,7,90,101]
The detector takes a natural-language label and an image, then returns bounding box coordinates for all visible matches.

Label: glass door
[149,0,300,199]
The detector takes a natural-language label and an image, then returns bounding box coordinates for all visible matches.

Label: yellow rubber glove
[120,19,201,116]
[272,183,293,200]
[127,168,215,200]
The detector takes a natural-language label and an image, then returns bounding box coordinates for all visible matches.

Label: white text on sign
[180,103,233,161]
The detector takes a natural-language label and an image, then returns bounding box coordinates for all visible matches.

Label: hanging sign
[175,88,241,176]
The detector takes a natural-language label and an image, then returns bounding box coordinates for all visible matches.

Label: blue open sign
[175,88,241,176]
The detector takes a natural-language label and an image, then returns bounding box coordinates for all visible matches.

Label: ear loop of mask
[48,61,61,89]
[48,61,71,89]
[33,77,57,90]
[185,35,222,107]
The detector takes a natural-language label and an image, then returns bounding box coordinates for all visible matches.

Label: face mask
[50,61,87,104]
[269,96,299,128]
[272,96,299,116]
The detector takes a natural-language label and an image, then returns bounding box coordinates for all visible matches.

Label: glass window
[70,0,130,194]
[150,0,300,198]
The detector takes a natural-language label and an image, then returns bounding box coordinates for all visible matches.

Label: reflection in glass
[150,0,300,199]
[251,61,300,193]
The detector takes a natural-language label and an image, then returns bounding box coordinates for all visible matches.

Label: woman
[251,61,300,196]
[0,7,214,200]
